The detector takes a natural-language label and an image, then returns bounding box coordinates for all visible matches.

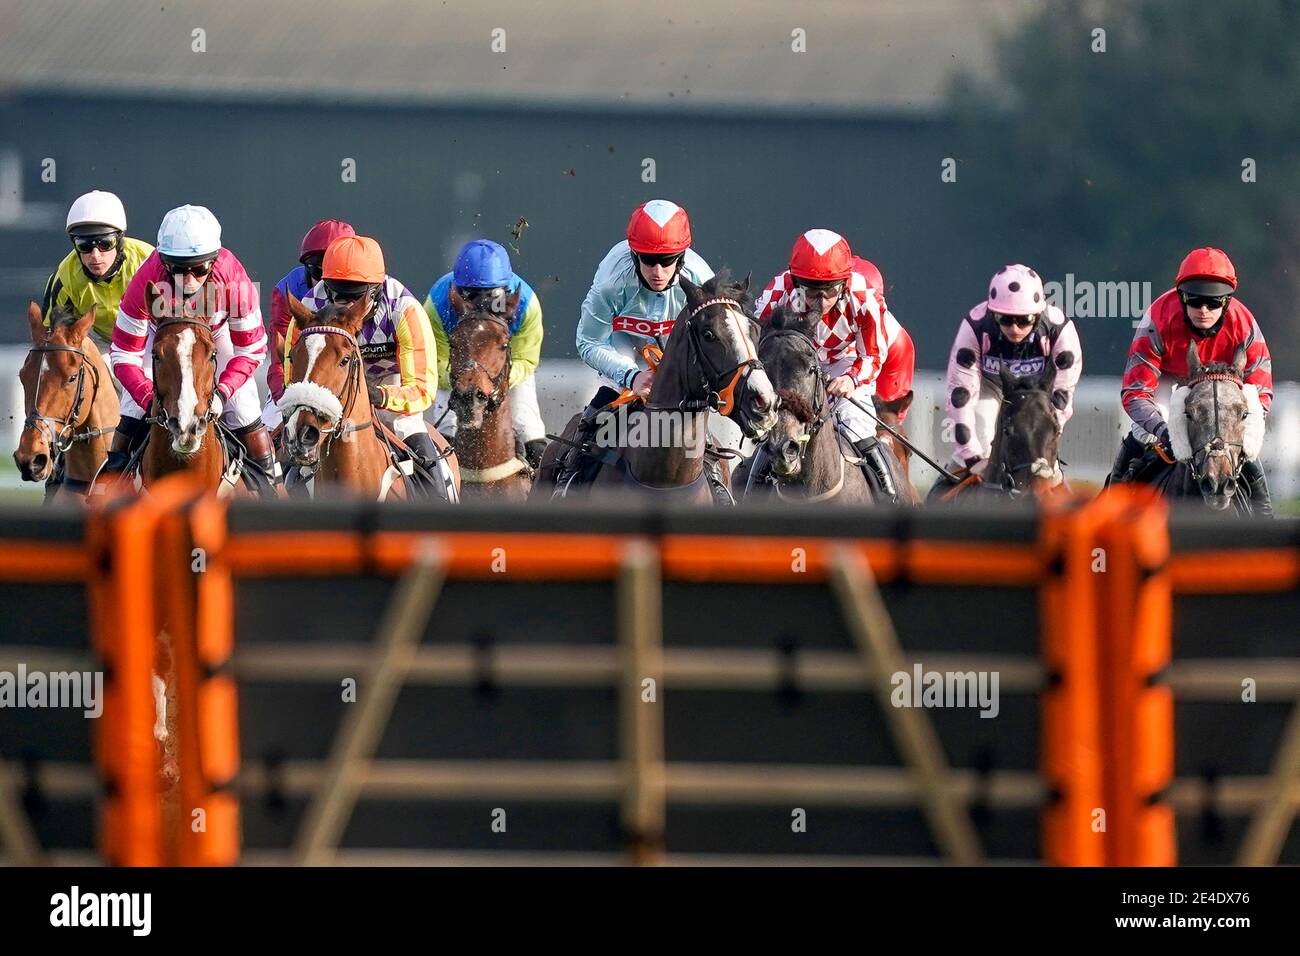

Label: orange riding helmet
[322,235,386,284]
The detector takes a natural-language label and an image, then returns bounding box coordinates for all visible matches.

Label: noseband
[281,324,372,453]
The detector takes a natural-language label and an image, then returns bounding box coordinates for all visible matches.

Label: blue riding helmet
[453,239,512,289]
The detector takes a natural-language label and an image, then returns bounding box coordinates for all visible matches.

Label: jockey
[1109,247,1273,514]
[284,235,450,494]
[424,239,547,468]
[752,229,899,502]
[103,204,277,495]
[42,191,154,346]
[853,256,915,424]
[557,199,714,481]
[263,219,356,428]
[939,264,1082,482]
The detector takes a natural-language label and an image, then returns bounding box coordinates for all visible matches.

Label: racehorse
[446,286,532,501]
[928,362,1067,504]
[141,284,251,496]
[1146,344,1264,514]
[14,301,117,501]
[732,312,915,505]
[279,294,460,501]
[537,272,777,503]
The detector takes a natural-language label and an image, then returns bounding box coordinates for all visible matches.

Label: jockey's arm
[507,293,543,389]
[576,279,638,388]
[109,281,155,411]
[844,289,886,390]
[1120,311,1170,441]
[422,293,453,391]
[1048,316,1083,429]
[376,301,438,415]
[218,290,266,402]
[945,318,985,467]
[266,284,293,401]
[1239,311,1274,415]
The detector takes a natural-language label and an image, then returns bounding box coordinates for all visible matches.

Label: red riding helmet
[299,219,356,262]
[790,229,854,282]
[626,200,692,255]
[1175,247,1237,296]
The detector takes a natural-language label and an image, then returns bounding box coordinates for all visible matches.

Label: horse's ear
[1186,342,1201,377]
[1039,356,1056,391]
[342,293,371,328]
[273,328,287,362]
[146,281,169,319]
[897,389,915,416]
[71,305,96,342]
[287,293,314,324]
[679,275,701,302]
[739,271,751,294]
[27,301,45,344]
[449,284,467,316]
[1231,344,1247,378]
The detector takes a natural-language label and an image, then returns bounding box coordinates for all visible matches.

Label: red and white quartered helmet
[986,264,1046,315]
[626,200,693,255]
[789,229,853,282]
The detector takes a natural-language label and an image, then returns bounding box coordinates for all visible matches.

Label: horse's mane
[1193,360,1242,381]
[775,388,816,424]
[700,269,754,315]
[46,302,81,330]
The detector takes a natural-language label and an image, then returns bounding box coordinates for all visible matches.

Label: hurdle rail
[1,481,1296,866]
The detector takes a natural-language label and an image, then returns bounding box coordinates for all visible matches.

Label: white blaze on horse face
[176,328,199,432]
[302,333,328,382]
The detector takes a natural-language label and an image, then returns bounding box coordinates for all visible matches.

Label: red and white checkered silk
[752,269,887,387]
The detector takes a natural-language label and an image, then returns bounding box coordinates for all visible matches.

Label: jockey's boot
[404,431,453,501]
[854,436,899,504]
[284,463,314,499]
[1239,458,1274,518]
[524,438,548,471]
[554,386,621,488]
[232,421,282,499]
[1106,432,1147,486]
[93,415,149,491]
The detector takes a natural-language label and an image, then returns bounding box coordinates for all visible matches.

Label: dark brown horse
[14,301,118,500]
[539,273,777,503]
[732,323,913,504]
[446,287,531,501]
[928,363,1068,505]
[280,294,460,501]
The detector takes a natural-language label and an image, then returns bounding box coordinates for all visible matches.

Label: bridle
[450,313,512,412]
[762,328,831,472]
[147,316,222,429]
[22,340,110,455]
[642,297,763,415]
[281,324,372,455]
[994,387,1061,496]
[1185,370,1247,485]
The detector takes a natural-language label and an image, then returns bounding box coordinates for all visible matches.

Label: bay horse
[927,362,1068,505]
[732,323,913,504]
[141,283,252,496]
[446,286,531,501]
[1145,344,1264,515]
[538,272,777,503]
[279,294,460,501]
[14,301,118,501]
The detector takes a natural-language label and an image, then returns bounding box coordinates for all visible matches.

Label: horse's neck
[624,409,708,486]
[455,397,515,468]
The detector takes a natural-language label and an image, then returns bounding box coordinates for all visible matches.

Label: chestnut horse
[446,286,531,501]
[142,288,243,495]
[14,302,117,501]
[279,294,460,501]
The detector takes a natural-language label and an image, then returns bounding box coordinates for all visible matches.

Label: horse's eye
[67,375,78,384]
[702,329,717,342]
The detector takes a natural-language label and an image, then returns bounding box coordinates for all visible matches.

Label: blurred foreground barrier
[1,480,1294,865]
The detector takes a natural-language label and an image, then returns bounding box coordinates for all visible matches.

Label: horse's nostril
[32,454,48,471]
[301,425,320,447]
[167,417,180,432]
[781,439,800,461]
[475,390,488,403]
[751,392,771,412]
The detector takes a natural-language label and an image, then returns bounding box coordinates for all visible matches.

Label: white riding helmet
[157,204,222,259]
[66,190,127,236]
